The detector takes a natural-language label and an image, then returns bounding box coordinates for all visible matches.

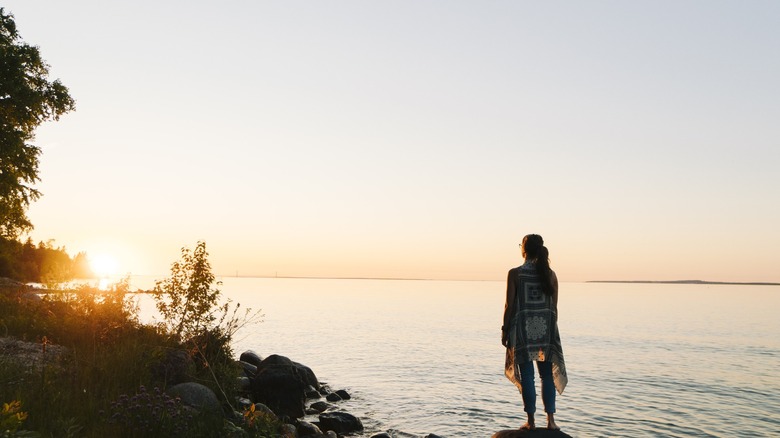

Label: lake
[133,277,780,437]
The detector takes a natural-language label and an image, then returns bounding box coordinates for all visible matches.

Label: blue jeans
[519,360,556,414]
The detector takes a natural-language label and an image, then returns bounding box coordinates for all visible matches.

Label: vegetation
[0,8,75,239]
[0,237,92,284]
[0,242,268,437]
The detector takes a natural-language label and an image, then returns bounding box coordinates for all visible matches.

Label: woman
[502,234,567,430]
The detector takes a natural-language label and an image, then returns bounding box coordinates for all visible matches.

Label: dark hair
[522,234,554,296]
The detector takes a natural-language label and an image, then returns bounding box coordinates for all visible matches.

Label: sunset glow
[6,1,780,282]
[89,254,118,278]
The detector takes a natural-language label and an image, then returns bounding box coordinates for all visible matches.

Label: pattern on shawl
[504,263,568,394]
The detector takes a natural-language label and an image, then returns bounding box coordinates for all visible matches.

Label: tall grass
[0,280,271,437]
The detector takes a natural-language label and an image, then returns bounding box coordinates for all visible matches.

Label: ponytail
[536,246,554,296]
[522,234,554,296]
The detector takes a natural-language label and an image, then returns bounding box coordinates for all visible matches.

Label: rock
[237,376,251,391]
[251,356,308,419]
[292,361,319,388]
[425,434,445,438]
[326,431,338,438]
[305,385,322,399]
[236,397,253,410]
[370,433,392,438]
[297,421,323,436]
[167,382,221,415]
[308,401,334,413]
[335,389,351,400]
[0,336,68,372]
[240,350,264,368]
[318,384,331,395]
[281,423,298,437]
[252,403,278,420]
[239,360,258,377]
[318,411,363,435]
[325,392,342,402]
[491,429,573,438]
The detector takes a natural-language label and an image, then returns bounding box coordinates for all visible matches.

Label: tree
[0,8,75,238]
[153,241,224,341]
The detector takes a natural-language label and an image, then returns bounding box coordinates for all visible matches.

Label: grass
[0,281,278,437]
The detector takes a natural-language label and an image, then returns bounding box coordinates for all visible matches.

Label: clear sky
[5,1,780,282]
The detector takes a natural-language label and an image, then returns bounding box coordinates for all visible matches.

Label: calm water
[134,278,780,437]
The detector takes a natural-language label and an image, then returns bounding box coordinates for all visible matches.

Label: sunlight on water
[133,278,780,437]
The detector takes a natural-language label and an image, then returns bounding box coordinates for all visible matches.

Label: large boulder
[167,382,221,415]
[318,411,363,435]
[239,350,264,368]
[292,361,319,388]
[492,429,573,438]
[250,355,308,419]
[239,360,258,377]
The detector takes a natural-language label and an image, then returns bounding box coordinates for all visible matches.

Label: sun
[90,254,119,278]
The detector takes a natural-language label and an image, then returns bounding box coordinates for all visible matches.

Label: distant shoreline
[587,280,780,286]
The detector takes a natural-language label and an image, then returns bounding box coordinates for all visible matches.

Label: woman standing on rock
[502,234,567,431]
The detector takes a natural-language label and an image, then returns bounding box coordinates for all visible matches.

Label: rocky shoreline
[231,350,445,437]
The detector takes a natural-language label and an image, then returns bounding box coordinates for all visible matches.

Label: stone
[305,385,322,399]
[318,411,364,435]
[281,423,298,437]
[240,350,264,368]
[370,433,392,438]
[325,392,342,402]
[308,401,334,413]
[251,356,307,419]
[326,432,337,438]
[239,360,258,377]
[334,389,351,400]
[252,403,278,420]
[292,361,319,388]
[491,429,573,438]
[297,420,323,436]
[237,376,251,392]
[167,382,221,415]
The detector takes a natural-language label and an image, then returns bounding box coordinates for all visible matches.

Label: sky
[4,1,779,282]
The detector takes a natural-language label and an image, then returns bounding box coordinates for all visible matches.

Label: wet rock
[491,428,573,438]
[335,389,351,400]
[251,356,307,419]
[318,411,363,435]
[308,401,334,413]
[370,433,392,438]
[292,361,319,388]
[305,385,322,399]
[326,392,342,402]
